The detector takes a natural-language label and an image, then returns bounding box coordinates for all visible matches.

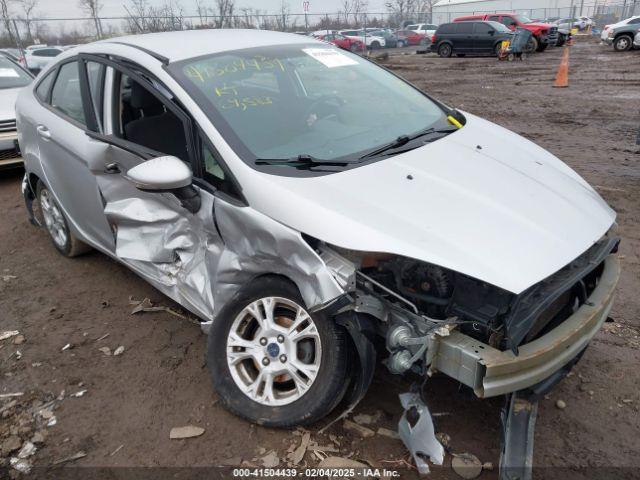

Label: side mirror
[126,155,192,191]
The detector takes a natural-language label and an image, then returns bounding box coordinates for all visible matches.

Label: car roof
[98,29,321,62]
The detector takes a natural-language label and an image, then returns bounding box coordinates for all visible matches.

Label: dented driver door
[78,54,224,321]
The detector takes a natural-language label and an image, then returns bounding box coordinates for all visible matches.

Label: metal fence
[0,1,638,50]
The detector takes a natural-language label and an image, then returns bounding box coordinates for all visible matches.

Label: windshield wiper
[255,154,357,169]
[359,126,458,160]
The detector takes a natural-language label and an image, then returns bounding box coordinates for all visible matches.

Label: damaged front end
[315,232,620,476]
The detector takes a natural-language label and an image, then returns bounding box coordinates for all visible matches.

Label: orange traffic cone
[553,46,570,88]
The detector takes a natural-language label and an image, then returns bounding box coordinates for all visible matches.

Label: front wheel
[536,42,548,52]
[613,35,633,52]
[37,181,90,257]
[207,276,350,427]
[370,41,381,49]
[438,43,453,57]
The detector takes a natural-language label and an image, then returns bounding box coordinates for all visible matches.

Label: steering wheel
[302,95,346,127]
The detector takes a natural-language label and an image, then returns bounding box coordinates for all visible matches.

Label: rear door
[32,58,117,251]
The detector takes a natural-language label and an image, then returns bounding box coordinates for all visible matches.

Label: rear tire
[37,181,91,258]
[613,35,633,52]
[207,276,350,427]
[370,41,381,49]
[536,42,548,52]
[438,43,453,58]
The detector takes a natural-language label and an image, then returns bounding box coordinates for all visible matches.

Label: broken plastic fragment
[398,392,444,475]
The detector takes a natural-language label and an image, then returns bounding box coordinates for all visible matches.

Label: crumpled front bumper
[430,255,620,398]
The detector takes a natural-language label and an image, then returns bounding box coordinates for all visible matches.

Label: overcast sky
[38,0,392,19]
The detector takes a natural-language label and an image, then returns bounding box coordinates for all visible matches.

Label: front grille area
[0,147,20,161]
[0,119,17,133]
[505,235,619,351]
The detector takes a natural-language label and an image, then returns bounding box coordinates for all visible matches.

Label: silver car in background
[0,53,32,169]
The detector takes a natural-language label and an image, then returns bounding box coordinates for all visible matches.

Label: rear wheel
[207,276,350,427]
[370,40,381,49]
[37,181,90,257]
[350,43,360,52]
[613,35,633,52]
[536,42,548,52]
[438,43,453,58]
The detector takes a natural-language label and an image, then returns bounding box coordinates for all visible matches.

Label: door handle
[104,162,121,174]
[36,125,51,140]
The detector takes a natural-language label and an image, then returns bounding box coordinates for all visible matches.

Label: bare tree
[340,0,353,26]
[275,0,290,31]
[16,0,37,42]
[195,0,210,27]
[77,0,103,39]
[0,0,15,44]
[214,0,235,28]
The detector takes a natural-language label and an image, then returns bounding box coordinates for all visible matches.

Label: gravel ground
[1,37,639,479]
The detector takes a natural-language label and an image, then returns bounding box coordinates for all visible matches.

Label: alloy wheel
[226,297,322,406]
[40,189,68,249]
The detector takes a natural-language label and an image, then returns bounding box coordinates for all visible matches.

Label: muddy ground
[1,37,639,479]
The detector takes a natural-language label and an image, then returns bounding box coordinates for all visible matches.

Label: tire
[36,181,90,257]
[556,35,566,47]
[207,276,350,427]
[438,43,453,58]
[349,43,360,53]
[494,43,503,56]
[370,41,381,49]
[613,35,633,52]
[397,40,405,48]
[525,35,538,53]
[536,42,548,52]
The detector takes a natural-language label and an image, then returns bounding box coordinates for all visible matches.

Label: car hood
[0,87,21,120]
[245,113,615,294]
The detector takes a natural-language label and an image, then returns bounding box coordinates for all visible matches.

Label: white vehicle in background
[601,15,640,41]
[0,53,33,169]
[339,29,386,48]
[23,46,64,73]
[406,23,439,37]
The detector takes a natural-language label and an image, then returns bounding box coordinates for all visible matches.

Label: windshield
[171,44,447,170]
[514,14,533,24]
[0,57,31,89]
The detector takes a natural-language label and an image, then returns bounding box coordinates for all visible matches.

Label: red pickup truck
[454,13,559,52]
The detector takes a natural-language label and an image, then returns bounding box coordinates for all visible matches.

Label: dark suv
[431,21,514,57]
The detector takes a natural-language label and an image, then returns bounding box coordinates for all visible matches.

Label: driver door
[77,54,225,320]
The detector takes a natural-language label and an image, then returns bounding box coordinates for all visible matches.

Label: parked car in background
[0,53,33,169]
[364,29,398,48]
[635,31,640,48]
[432,21,514,57]
[406,23,438,37]
[601,16,640,42]
[602,16,640,51]
[316,32,364,52]
[24,46,64,73]
[455,13,558,52]
[339,30,386,49]
[395,29,428,47]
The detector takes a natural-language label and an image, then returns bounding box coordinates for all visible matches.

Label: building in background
[431,0,623,24]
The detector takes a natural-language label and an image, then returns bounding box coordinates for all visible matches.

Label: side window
[488,15,500,22]
[115,72,189,162]
[629,18,640,24]
[456,22,474,34]
[474,23,494,34]
[35,69,55,102]
[50,61,86,125]
[201,139,240,198]
[438,24,455,34]
[86,61,105,129]
[501,16,517,27]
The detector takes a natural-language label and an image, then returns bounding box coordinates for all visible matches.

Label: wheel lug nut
[262,357,270,366]
[277,335,284,343]
[259,337,267,346]
[279,354,287,363]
